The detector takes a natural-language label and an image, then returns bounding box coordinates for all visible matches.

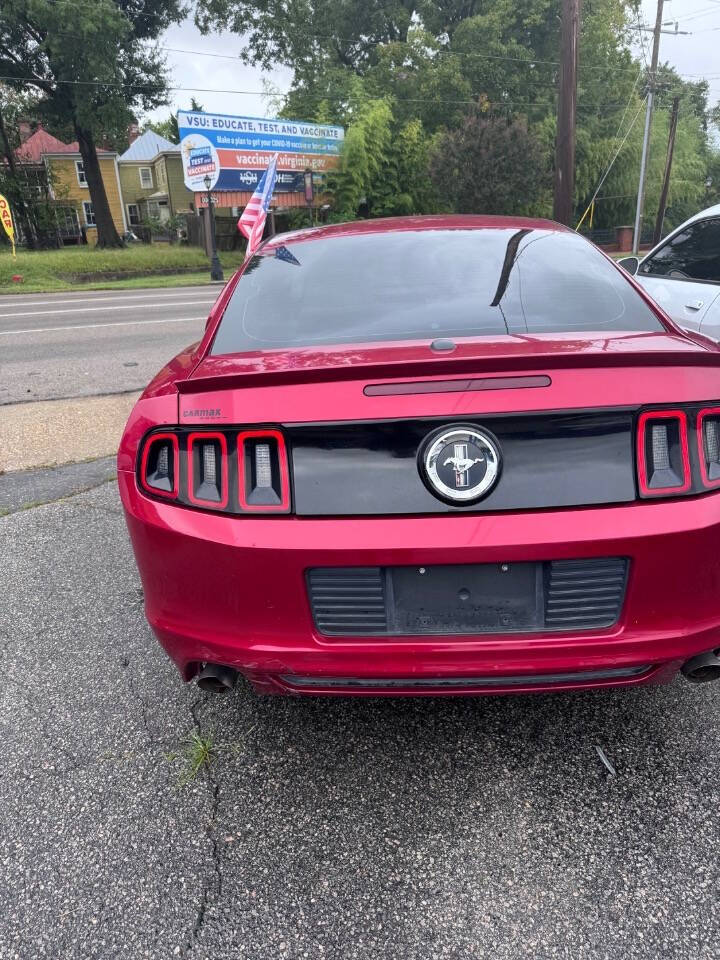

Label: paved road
[2,463,720,959]
[0,286,222,404]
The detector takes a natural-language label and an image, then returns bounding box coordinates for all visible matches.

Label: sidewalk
[0,391,139,473]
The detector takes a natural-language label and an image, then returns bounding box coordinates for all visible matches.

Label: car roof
[640,202,720,262]
[673,202,720,228]
[262,214,570,250]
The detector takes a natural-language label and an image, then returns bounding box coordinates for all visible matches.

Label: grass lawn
[0,244,246,294]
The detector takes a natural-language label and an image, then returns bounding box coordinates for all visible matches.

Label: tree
[329,91,393,220]
[195,0,718,228]
[0,84,39,247]
[196,1,417,76]
[0,0,186,248]
[143,97,205,145]
[429,112,551,216]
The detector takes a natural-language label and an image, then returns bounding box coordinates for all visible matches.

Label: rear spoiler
[176,344,720,394]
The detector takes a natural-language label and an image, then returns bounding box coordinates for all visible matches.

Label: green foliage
[430,112,551,216]
[370,118,440,216]
[0,244,246,291]
[0,1,186,246]
[176,730,215,785]
[194,0,718,228]
[142,98,204,145]
[143,115,180,144]
[330,91,393,220]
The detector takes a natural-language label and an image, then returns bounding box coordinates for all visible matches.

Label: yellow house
[117,128,194,228]
[14,124,126,243]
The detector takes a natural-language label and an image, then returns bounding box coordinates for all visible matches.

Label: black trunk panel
[287,412,635,515]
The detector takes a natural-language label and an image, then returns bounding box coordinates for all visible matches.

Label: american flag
[237,153,279,258]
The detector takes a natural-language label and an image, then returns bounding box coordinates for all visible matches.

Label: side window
[640,218,720,284]
[75,160,87,186]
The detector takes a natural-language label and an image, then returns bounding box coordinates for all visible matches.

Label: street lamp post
[203,174,224,282]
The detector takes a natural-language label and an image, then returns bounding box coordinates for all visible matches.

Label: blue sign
[178,110,344,196]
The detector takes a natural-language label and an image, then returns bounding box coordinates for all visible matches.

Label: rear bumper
[119,469,720,695]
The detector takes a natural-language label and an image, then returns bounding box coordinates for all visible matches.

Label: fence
[184,213,246,254]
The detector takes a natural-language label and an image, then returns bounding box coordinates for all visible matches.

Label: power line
[0,72,672,115]
[576,96,649,230]
[9,0,708,81]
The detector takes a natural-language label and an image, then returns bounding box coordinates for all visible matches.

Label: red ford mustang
[118,215,720,696]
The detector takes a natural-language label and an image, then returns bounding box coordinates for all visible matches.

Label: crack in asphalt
[125,666,164,748]
[184,695,224,959]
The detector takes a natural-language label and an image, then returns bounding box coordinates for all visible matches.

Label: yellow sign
[0,194,16,257]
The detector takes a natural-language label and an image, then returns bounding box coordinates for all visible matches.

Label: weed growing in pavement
[166,725,256,786]
[170,730,216,785]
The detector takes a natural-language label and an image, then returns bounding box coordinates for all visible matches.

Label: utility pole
[653,95,679,246]
[553,0,581,226]
[632,0,664,254]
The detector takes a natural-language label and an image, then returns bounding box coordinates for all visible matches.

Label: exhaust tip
[197,663,239,694]
[682,649,720,684]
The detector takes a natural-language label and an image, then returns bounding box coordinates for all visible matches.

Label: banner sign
[178,111,344,196]
[0,193,15,257]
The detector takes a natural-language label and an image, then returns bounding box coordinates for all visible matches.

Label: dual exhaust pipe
[682,649,720,684]
[196,651,720,692]
[196,662,239,694]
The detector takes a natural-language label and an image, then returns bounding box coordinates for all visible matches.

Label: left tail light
[137,427,291,514]
[140,433,179,498]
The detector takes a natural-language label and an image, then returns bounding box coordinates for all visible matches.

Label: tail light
[188,432,228,507]
[237,430,290,512]
[137,427,290,514]
[698,407,720,489]
[636,410,691,497]
[140,433,178,498]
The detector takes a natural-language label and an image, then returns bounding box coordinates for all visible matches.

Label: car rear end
[118,217,720,695]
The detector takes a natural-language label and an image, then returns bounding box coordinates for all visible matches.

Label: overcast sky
[145,3,720,126]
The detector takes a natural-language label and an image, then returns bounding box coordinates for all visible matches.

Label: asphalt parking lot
[3,466,720,959]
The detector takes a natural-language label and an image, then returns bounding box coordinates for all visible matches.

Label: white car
[619,203,720,339]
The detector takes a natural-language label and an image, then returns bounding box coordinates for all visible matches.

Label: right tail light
[636,410,691,497]
[697,407,720,489]
[636,405,720,498]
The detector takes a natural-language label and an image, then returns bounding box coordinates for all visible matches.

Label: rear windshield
[211,227,662,355]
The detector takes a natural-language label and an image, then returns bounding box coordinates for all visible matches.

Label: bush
[430,113,551,217]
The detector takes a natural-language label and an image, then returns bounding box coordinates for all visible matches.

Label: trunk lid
[179,332,720,428]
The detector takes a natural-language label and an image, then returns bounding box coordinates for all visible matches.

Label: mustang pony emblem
[421,424,501,504]
[443,443,485,488]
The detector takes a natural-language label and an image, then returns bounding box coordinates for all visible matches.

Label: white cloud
[144,18,293,124]
[636,0,720,109]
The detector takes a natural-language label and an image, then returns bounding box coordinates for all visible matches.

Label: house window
[157,163,166,186]
[127,203,140,226]
[75,160,87,186]
[147,200,160,219]
[139,167,153,189]
[82,201,96,226]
